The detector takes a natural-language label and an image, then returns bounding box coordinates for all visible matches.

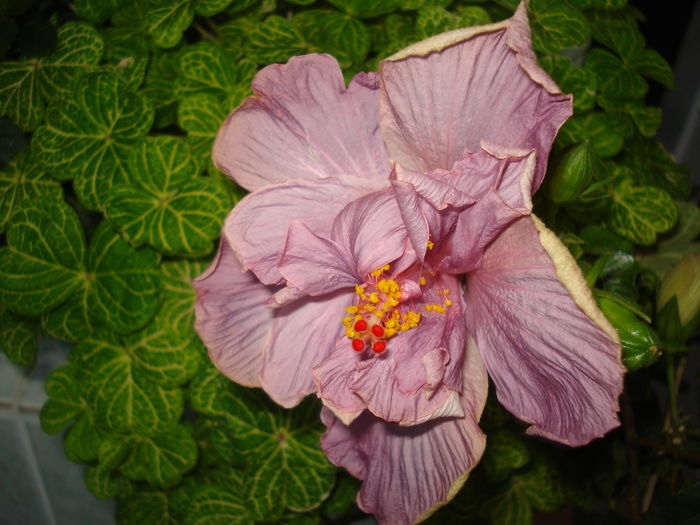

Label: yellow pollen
[444,299,452,307]
[345,306,359,314]
[420,276,426,285]
[369,292,379,303]
[427,240,434,250]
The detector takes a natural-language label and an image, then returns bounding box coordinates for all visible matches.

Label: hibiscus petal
[379,3,571,190]
[464,215,624,446]
[350,273,466,425]
[320,339,487,525]
[224,176,366,285]
[193,237,273,387]
[213,54,390,191]
[330,189,410,277]
[260,290,352,407]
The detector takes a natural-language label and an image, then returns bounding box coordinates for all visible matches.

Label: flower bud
[597,296,659,371]
[546,140,594,204]
[657,254,700,346]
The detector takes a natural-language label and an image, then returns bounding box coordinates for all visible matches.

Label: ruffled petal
[213,54,390,191]
[320,339,488,525]
[260,290,352,407]
[224,176,367,285]
[351,272,466,425]
[330,189,410,277]
[379,3,571,190]
[464,215,625,446]
[193,237,273,387]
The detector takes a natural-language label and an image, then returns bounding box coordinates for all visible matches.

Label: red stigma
[372,341,387,354]
[354,320,368,332]
[352,339,365,352]
[371,324,384,337]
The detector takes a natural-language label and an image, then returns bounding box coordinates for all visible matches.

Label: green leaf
[195,0,233,16]
[175,42,256,108]
[489,486,532,525]
[590,9,643,59]
[193,417,241,467]
[0,307,37,366]
[415,7,461,40]
[0,201,85,315]
[558,111,625,158]
[326,0,402,18]
[538,55,596,111]
[189,364,336,518]
[634,48,674,88]
[0,22,103,130]
[456,6,491,26]
[159,260,207,341]
[35,74,154,211]
[87,221,162,333]
[40,365,86,434]
[184,468,252,524]
[529,0,589,54]
[64,410,103,462]
[611,180,678,245]
[637,201,700,279]
[120,424,198,487]
[147,0,194,49]
[621,138,690,199]
[117,489,180,525]
[579,225,632,255]
[74,0,130,23]
[247,16,308,64]
[482,429,530,482]
[106,136,230,256]
[0,148,62,233]
[585,48,647,100]
[177,93,228,172]
[103,3,153,61]
[85,463,132,499]
[321,13,371,65]
[73,334,183,435]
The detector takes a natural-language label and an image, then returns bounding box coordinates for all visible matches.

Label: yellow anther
[346,306,359,314]
[400,323,410,331]
[443,289,449,295]
[369,292,379,303]
[444,299,452,307]
[420,276,426,285]
[386,319,397,329]
[427,240,434,250]
[345,328,356,338]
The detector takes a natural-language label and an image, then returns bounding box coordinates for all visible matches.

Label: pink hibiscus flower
[193,3,625,524]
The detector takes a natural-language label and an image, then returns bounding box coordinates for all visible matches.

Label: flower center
[342,265,421,354]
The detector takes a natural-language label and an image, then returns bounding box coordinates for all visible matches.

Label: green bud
[546,140,594,204]
[657,254,700,346]
[597,296,660,371]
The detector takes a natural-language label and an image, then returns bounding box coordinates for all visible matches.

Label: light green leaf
[85,463,132,499]
[120,424,198,487]
[247,16,308,64]
[326,0,402,18]
[106,136,230,256]
[74,0,130,23]
[585,47,647,100]
[102,2,152,61]
[637,201,700,279]
[73,334,183,435]
[0,201,85,315]
[456,6,491,26]
[0,22,103,130]
[0,307,37,366]
[40,365,86,434]
[159,260,208,341]
[41,284,103,342]
[611,180,678,245]
[538,55,596,111]
[184,469,252,525]
[529,0,589,54]
[35,74,154,211]
[147,0,194,49]
[590,9,643,59]
[0,148,62,233]
[64,410,103,463]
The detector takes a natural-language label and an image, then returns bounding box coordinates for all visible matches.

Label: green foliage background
[0,0,698,524]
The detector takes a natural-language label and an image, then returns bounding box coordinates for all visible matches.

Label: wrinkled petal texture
[379,6,571,191]
[261,290,352,407]
[224,176,370,285]
[193,237,273,387]
[465,216,624,446]
[321,339,487,525]
[213,54,390,191]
